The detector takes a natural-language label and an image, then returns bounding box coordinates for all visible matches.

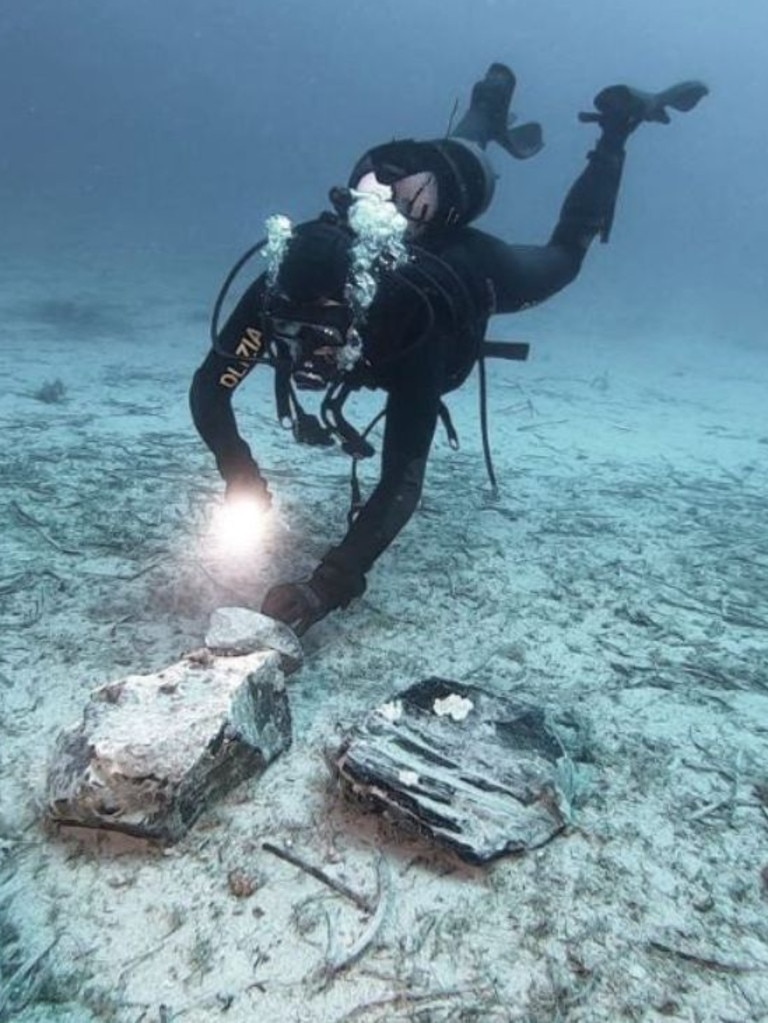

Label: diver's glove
[261,560,365,637]
[224,460,272,510]
[580,80,709,143]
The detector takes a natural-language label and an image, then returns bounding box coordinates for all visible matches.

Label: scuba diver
[190,63,708,636]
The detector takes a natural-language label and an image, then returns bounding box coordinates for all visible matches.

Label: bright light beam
[207,495,271,559]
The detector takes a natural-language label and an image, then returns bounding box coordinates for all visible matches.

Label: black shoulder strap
[478,352,497,492]
[477,339,529,491]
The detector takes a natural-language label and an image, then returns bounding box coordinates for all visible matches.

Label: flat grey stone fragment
[205,606,303,675]
[46,650,291,842]
[336,678,573,864]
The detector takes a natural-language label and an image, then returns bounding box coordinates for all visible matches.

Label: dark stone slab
[336,678,575,864]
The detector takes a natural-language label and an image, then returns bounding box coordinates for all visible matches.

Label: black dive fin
[452,63,516,148]
[655,80,710,115]
[580,80,709,127]
[452,62,544,158]
[498,121,544,159]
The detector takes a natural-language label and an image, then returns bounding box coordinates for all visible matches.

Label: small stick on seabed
[323,857,392,980]
[0,937,60,1019]
[722,611,768,631]
[117,920,185,984]
[648,940,763,975]
[10,501,83,556]
[516,418,568,432]
[262,842,376,914]
[335,989,474,1023]
[690,798,732,823]
[0,573,33,596]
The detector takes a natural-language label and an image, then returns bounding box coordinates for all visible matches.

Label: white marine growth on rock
[376,700,404,723]
[433,693,474,722]
[398,769,421,787]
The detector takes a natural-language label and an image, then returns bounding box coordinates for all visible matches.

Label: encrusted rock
[46,650,291,842]
[205,606,303,675]
[336,677,577,864]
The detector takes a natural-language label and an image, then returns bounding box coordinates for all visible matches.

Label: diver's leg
[451,79,708,314]
[551,79,709,252]
[451,63,543,160]
[547,123,629,255]
[451,63,516,148]
[441,121,635,310]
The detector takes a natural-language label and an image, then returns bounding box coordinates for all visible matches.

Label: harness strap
[293,395,335,446]
[274,355,335,447]
[438,401,459,449]
[478,353,498,493]
[275,335,529,516]
[321,383,377,458]
[475,341,530,494]
[274,355,293,424]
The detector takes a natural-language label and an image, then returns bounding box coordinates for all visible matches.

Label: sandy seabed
[1,265,767,1023]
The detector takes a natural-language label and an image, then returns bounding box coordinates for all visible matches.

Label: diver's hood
[348,137,497,230]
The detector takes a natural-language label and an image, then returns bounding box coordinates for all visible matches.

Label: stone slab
[46,650,291,842]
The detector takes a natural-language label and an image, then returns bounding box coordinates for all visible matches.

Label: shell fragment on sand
[336,677,574,864]
[46,650,291,842]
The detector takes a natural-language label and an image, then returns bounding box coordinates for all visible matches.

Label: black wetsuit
[190,131,625,591]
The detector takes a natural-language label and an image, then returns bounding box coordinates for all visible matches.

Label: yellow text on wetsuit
[219,327,263,389]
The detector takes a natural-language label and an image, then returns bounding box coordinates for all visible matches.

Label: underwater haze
[1,0,766,335]
[2,3,768,1023]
